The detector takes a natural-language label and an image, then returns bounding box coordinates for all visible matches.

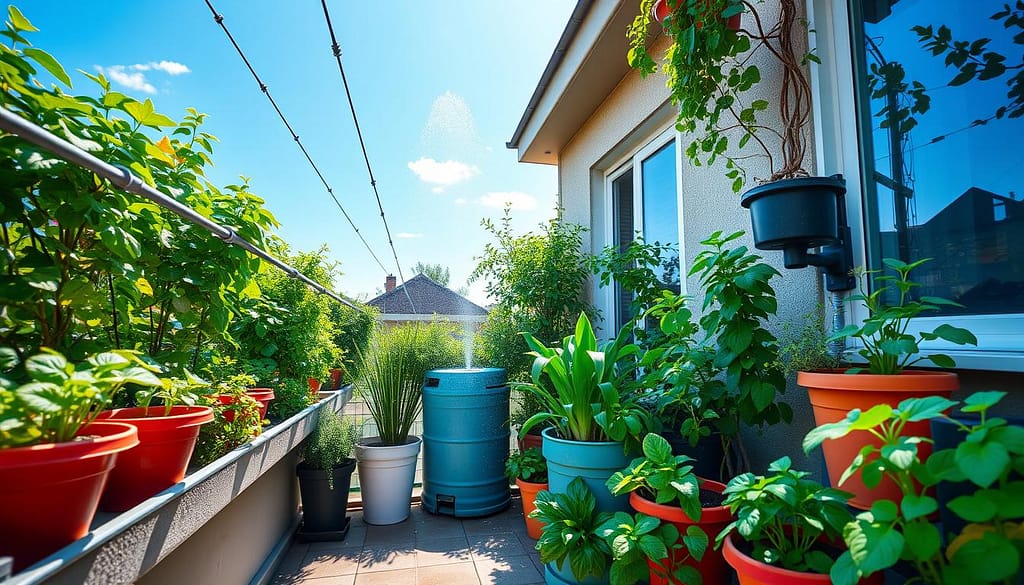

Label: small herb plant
[191,374,263,467]
[505,447,548,484]
[607,433,703,521]
[516,312,653,451]
[0,348,162,447]
[777,306,842,376]
[830,258,977,374]
[598,512,707,585]
[135,370,210,416]
[803,392,1024,585]
[716,456,854,574]
[531,477,613,582]
[302,411,358,489]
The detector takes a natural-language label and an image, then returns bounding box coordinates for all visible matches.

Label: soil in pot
[723,532,884,585]
[798,370,957,510]
[631,481,732,585]
[297,458,357,541]
[0,422,138,572]
[96,406,214,512]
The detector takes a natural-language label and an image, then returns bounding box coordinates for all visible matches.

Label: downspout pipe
[0,107,361,311]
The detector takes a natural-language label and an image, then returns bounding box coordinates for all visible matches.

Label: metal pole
[0,107,361,311]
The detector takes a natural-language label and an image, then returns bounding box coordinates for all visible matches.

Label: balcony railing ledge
[10,386,354,585]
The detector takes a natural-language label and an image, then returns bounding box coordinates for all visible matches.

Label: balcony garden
[2,2,1023,585]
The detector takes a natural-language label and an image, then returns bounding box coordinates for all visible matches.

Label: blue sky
[23,1,576,304]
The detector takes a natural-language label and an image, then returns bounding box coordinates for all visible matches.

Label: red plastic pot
[219,387,275,422]
[723,532,884,585]
[798,370,957,510]
[631,480,733,585]
[95,406,214,512]
[651,0,742,31]
[0,421,138,572]
[515,478,548,540]
[329,367,344,389]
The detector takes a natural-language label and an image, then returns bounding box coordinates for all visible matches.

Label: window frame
[601,126,684,331]
[808,0,1024,371]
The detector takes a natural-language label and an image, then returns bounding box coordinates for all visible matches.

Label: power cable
[203,0,390,275]
[318,0,417,313]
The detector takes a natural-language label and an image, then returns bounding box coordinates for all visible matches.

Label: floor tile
[417,562,481,585]
[296,547,363,578]
[475,554,545,585]
[415,536,472,566]
[358,544,418,573]
[352,568,417,585]
[468,532,528,561]
[363,520,417,546]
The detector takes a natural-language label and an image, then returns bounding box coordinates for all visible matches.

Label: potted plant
[606,432,732,585]
[296,410,358,541]
[598,511,708,585]
[353,324,431,525]
[798,258,977,508]
[516,312,655,513]
[0,348,160,571]
[803,392,1024,585]
[190,377,264,468]
[531,477,613,585]
[95,371,215,512]
[640,231,789,480]
[505,447,549,540]
[716,456,882,584]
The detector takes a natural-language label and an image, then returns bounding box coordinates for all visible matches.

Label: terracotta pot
[651,0,742,31]
[219,387,275,422]
[515,477,548,540]
[329,368,344,389]
[95,406,214,512]
[723,533,884,585]
[630,480,733,585]
[798,370,957,509]
[0,422,138,572]
[517,428,544,453]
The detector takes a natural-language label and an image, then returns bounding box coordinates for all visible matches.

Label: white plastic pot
[354,435,422,525]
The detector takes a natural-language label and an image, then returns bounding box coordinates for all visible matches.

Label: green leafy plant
[134,370,210,416]
[356,322,460,446]
[0,347,162,447]
[505,447,548,484]
[515,312,653,450]
[302,410,358,489]
[597,511,707,585]
[627,0,816,191]
[531,477,613,582]
[716,456,854,574]
[777,305,842,376]
[190,374,263,467]
[591,238,680,328]
[268,378,314,421]
[830,258,978,374]
[803,392,1024,585]
[607,433,703,521]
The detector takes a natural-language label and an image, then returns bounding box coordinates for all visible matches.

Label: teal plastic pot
[541,427,631,513]
[545,559,608,585]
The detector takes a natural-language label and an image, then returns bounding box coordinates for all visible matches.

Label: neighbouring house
[367,274,488,329]
[507,0,1023,472]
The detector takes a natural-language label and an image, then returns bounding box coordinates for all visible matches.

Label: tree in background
[411,262,450,287]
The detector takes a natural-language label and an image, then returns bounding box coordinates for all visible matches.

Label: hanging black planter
[296,458,356,542]
[741,175,855,292]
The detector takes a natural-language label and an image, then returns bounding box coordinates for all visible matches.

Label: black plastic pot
[740,176,846,256]
[296,458,356,541]
[661,430,727,483]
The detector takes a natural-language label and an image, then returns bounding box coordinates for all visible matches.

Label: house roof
[506,0,641,164]
[366,274,488,318]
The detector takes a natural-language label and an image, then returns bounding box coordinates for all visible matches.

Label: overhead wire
[202,0,390,275]
[318,0,417,314]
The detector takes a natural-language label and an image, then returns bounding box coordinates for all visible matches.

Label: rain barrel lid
[424,367,507,390]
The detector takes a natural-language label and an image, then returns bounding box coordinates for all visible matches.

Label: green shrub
[302,410,358,489]
[268,378,314,421]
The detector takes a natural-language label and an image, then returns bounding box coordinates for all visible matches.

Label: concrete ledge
[12,386,354,585]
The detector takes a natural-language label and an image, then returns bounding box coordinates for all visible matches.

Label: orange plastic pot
[515,478,548,540]
[0,421,138,572]
[631,480,733,585]
[723,533,884,585]
[798,370,957,510]
[219,387,275,422]
[95,406,214,512]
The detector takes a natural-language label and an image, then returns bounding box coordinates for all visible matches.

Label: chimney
[385,275,396,292]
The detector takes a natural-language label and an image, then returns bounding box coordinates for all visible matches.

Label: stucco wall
[558,3,841,475]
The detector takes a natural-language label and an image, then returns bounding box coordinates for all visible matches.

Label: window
[606,130,681,330]
[851,0,1024,317]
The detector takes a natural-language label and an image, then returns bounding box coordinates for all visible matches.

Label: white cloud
[479,191,537,211]
[407,157,479,190]
[454,198,467,206]
[131,61,191,75]
[95,60,191,94]
[396,232,424,239]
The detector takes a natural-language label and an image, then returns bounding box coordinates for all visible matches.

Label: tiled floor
[272,497,546,585]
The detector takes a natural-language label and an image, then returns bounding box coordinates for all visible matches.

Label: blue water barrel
[421,367,511,517]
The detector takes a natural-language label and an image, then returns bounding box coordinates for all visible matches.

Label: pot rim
[740,175,847,208]
[0,421,139,467]
[541,426,624,447]
[722,532,832,582]
[797,369,959,392]
[629,479,731,524]
[514,477,549,489]
[96,405,214,427]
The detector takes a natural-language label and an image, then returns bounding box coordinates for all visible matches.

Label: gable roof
[366,274,488,317]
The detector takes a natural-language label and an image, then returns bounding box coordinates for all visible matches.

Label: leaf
[845,520,903,574]
[25,352,70,384]
[949,531,1020,581]
[956,440,1010,487]
[930,324,977,346]
[7,6,38,32]
[948,492,998,522]
[900,494,937,521]
[901,520,941,560]
[23,48,71,86]
[962,390,1006,413]
[898,396,955,422]
[135,277,153,297]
